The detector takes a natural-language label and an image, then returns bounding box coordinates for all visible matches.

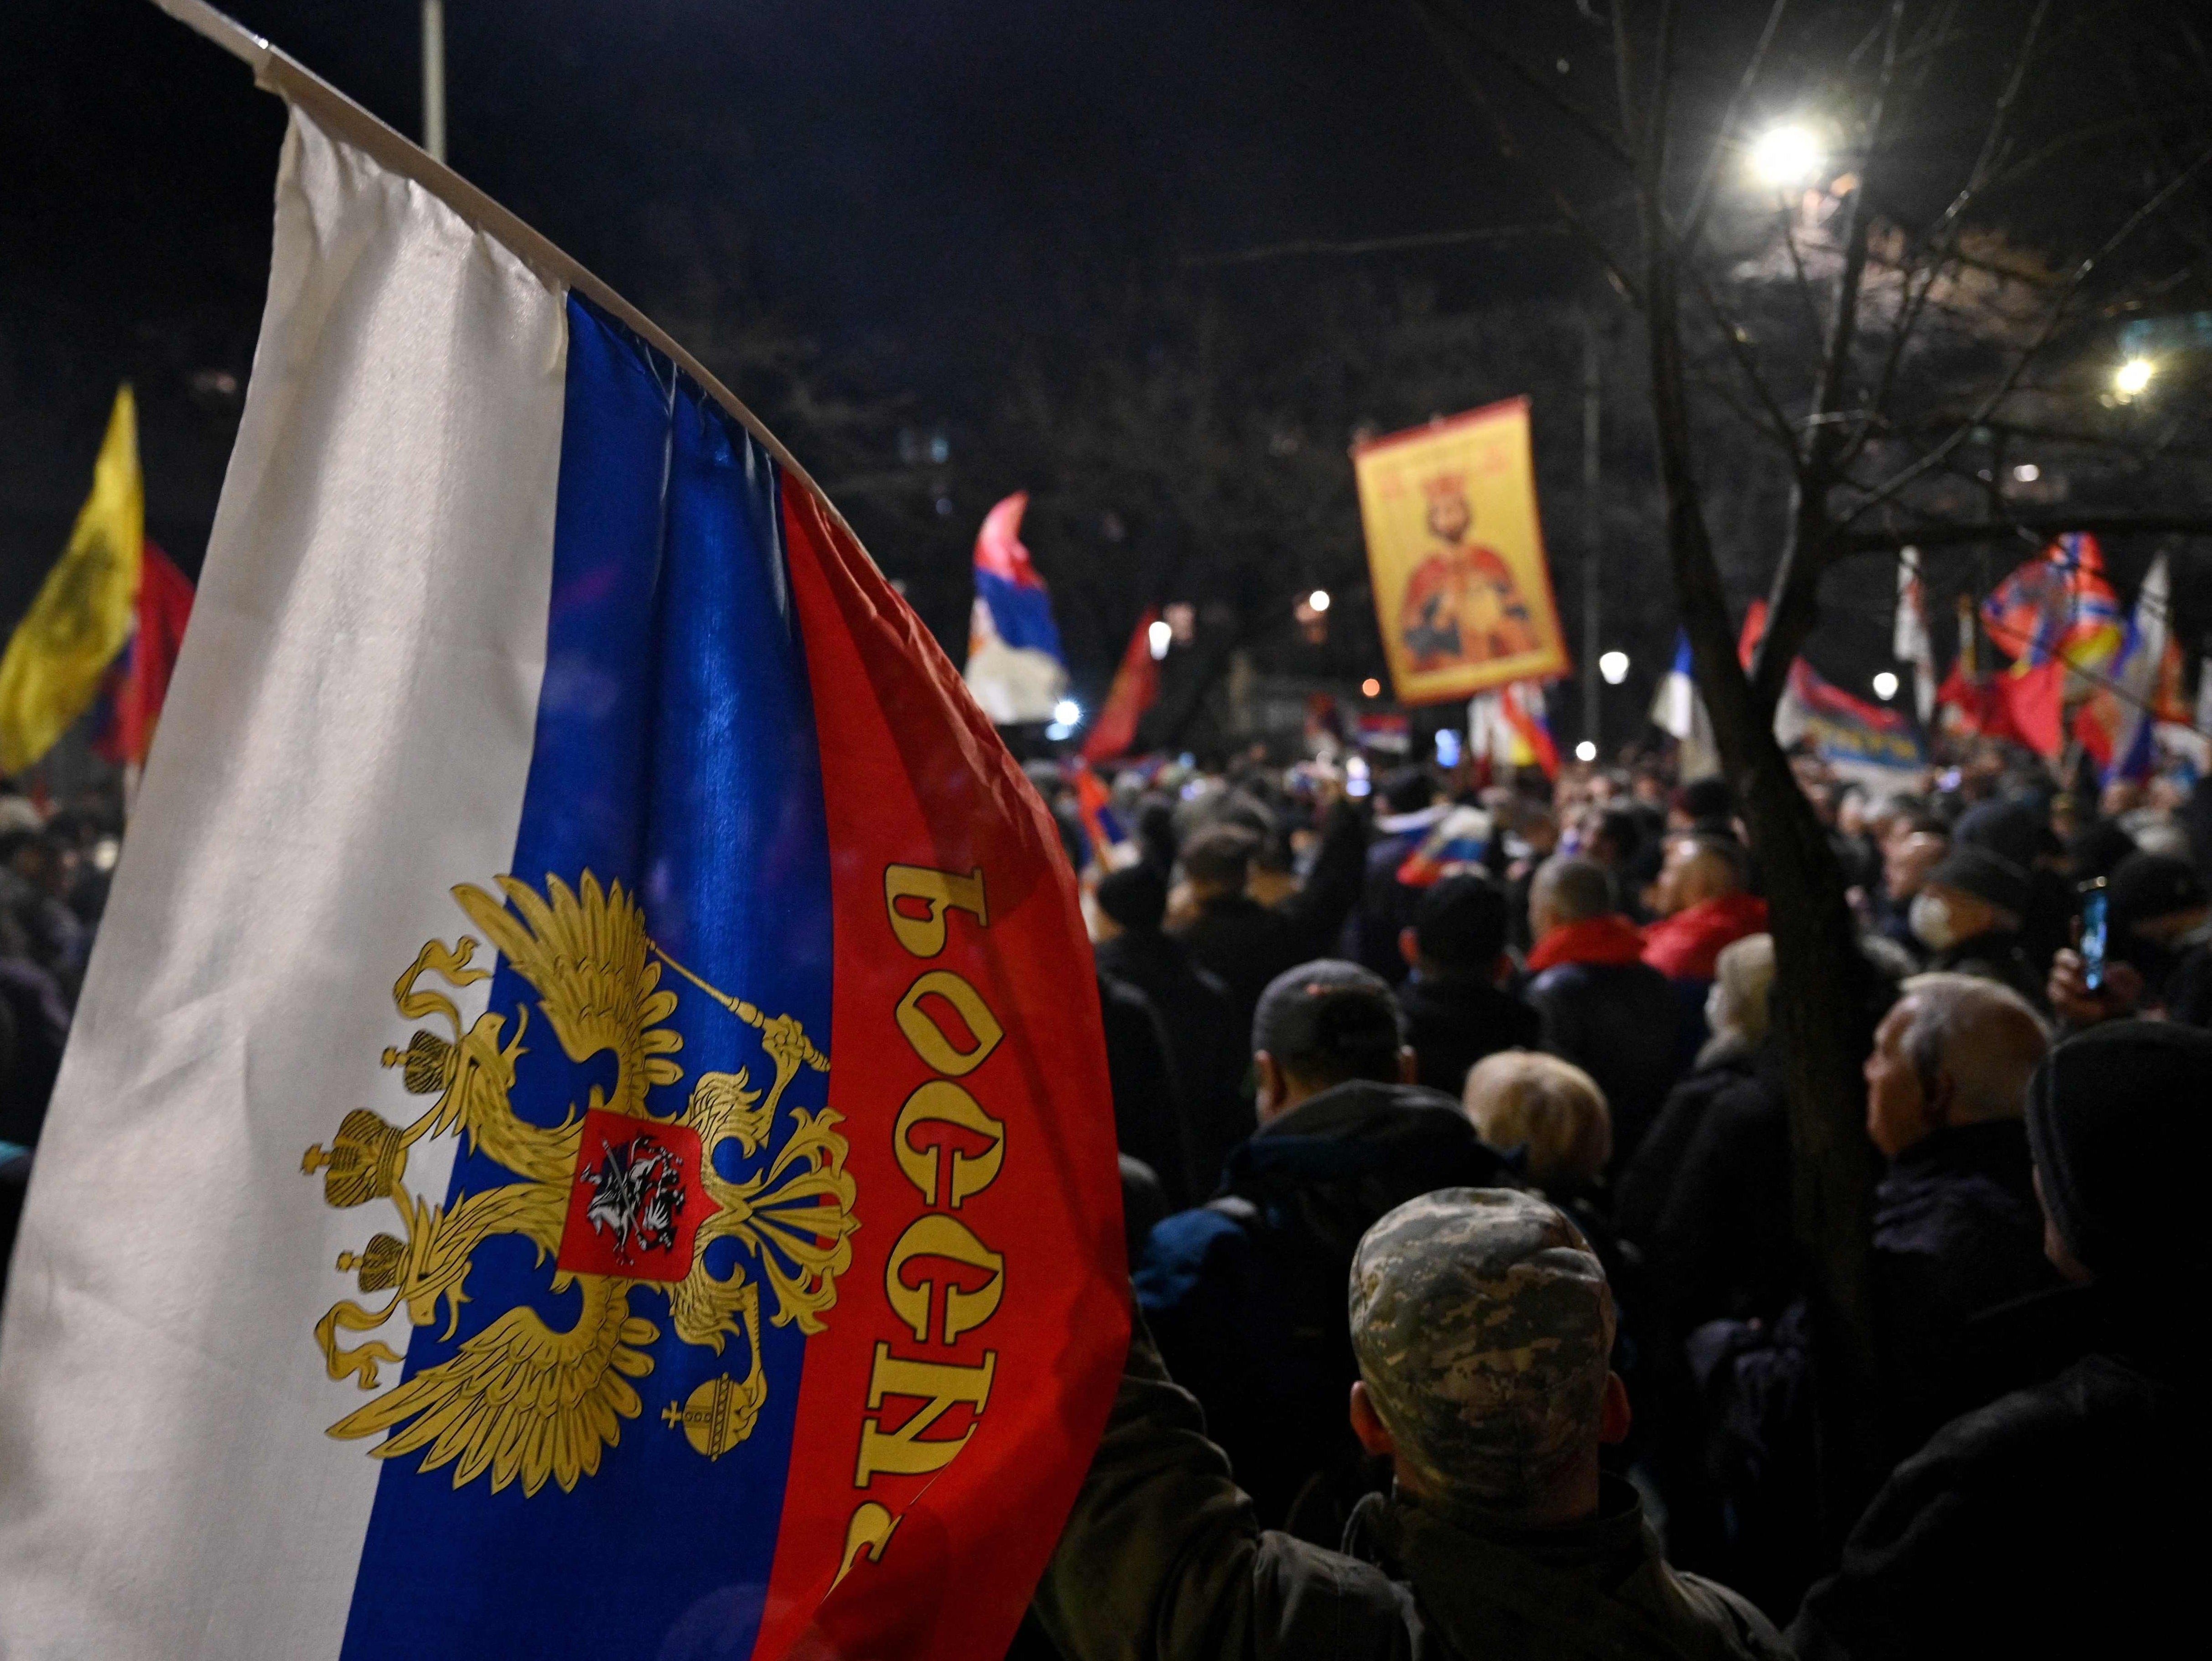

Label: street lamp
[1872,671,1900,702]
[1148,619,1171,660]
[2115,358,2155,396]
[1574,740,1598,763]
[1052,698,1082,727]
[1599,650,1630,686]
[1750,123,1824,188]
[1361,677,1382,698]
[1308,588,1332,614]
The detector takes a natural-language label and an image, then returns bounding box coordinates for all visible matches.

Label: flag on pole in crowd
[1069,758,1138,870]
[1080,606,1159,763]
[2073,555,2183,784]
[0,29,1127,1661]
[1394,803,1496,887]
[93,539,195,770]
[963,490,1070,724]
[1894,546,1937,725]
[1472,679,1559,778]
[1350,398,1569,705]
[1649,632,1721,781]
[0,384,144,776]
[1980,532,2124,675]
[1774,657,1926,794]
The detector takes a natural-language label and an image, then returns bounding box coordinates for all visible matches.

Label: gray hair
[1895,972,2050,1125]
[1530,856,1615,927]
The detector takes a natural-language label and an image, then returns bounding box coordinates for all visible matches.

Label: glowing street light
[1599,650,1630,686]
[1361,677,1382,698]
[1750,123,1824,188]
[2115,358,2155,396]
[1147,618,1172,660]
[1052,698,1082,727]
[1574,739,1599,763]
[1871,671,1900,702]
[1307,588,1332,614]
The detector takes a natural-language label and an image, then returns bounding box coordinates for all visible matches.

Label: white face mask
[1909,890,1958,953]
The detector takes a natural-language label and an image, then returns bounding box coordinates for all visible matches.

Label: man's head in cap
[1250,959,1412,1121]
[1912,844,2030,953]
[1347,1188,1628,1525]
[2105,852,2210,987]
[2027,1021,2212,1286]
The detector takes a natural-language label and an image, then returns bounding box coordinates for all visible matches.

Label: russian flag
[0,64,1125,1661]
[962,492,1070,724]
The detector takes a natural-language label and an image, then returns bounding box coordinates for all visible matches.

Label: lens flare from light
[1750,123,1823,187]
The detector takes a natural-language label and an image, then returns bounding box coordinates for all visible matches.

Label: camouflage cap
[1348,1187,1614,1511]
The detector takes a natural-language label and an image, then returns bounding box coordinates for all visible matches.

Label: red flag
[1938,657,2064,757]
[1080,608,1160,763]
[93,539,194,767]
[1737,598,1768,670]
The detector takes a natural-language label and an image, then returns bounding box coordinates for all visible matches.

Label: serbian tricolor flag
[1069,758,1138,871]
[92,539,195,769]
[0,31,1125,1661]
[962,492,1070,724]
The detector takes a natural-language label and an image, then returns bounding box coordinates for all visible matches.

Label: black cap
[1095,863,1168,932]
[2027,1021,2212,1282]
[1381,768,1438,817]
[2107,851,2209,929]
[1955,798,2056,870]
[1413,873,1510,972]
[1251,959,1403,1078]
[1926,844,2030,916]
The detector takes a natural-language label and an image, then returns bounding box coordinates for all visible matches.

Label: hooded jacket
[1137,1079,1516,1535]
[1033,1317,1789,1661]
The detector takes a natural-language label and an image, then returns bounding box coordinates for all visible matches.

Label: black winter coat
[1096,928,1252,1197]
[1792,1285,2195,1660]
[1136,1079,1517,1537]
[1398,972,1542,1097]
[1525,958,1684,1168]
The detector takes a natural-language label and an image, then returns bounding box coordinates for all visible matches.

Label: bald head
[1865,972,2050,1158]
[1658,833,1748,914]
[1529,856,1615,941]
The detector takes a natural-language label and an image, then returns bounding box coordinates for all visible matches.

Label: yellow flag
[0,385,144,776]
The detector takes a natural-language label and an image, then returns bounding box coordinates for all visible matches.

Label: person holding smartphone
[2046,851,2212,1029]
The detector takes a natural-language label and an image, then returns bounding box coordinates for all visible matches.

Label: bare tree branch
[1406,0,1646,306]
[1687,264,1810,469]
[1422,0,1636,169]
[1677,0,1792,251]
[1846,140,2212,521]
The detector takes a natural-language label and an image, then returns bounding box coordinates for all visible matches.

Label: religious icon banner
[1351,398,1568,704]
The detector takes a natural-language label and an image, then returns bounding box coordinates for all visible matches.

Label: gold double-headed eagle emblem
[302,872,857,1497]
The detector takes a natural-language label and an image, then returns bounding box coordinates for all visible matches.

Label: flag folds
[963,492,1070,724]
[0,102,1125,1661]
[0,384,144,775]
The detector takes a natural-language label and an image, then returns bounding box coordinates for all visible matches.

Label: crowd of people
[1023,734,2203,1657]
[0,732,2198,1655]
[0,779,116,1281]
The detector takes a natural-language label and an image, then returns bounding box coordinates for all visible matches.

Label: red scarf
[1640,892,1770,981]
[1527,913,1649,974]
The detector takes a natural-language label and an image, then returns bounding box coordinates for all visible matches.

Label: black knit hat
[2107,852,2209,931]
[1927,844,2031,917]
[2026,1021,2212,1282]
[1095,863,1168,932]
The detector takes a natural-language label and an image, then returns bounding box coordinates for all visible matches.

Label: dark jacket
[1872,1119,2057,1455]
[1614,1037,1758,1250]
[1098,970,1200,1208]
[1184,801,1371,1038]
[1927,927,2044,1010]
[0,958,70,1148]
[1342,807,1450,984]
[1791,1286,2193,1660]
[1526,957,1684,1167]
[1097,928,1251,1197]
[1137,1080,1516,1535]
[1649,1040,1794,1334]
[1399,972,1542,1097]
[1033,1317,1790,1661]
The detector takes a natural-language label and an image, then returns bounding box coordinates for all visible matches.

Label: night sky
[2,0,1605,590]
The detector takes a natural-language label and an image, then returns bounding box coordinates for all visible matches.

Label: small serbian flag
[963,492,1070,724]
[0,69,1126,1661]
